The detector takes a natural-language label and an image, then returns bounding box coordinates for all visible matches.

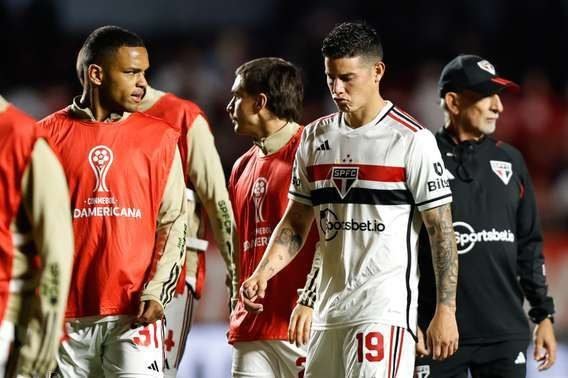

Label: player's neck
[80,90,122,122]
[259,118,289,139]
[344,96,386,128]
[445,122,484,143]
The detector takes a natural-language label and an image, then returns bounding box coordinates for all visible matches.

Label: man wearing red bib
[226,57,318,378]
[0,96,73,376]
[38,26,187,377]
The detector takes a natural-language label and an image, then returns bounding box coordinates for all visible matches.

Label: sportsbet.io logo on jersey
[319,208,385,241]
[73,145,142,219]
[454,221,515,254]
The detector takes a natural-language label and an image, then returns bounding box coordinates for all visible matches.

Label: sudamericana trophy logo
[252,177,268,223]
[75,145,141,219]
[89,145,114,192]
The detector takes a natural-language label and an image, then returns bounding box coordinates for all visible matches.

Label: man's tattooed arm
[274,228,303,257]
[253,201,312,280]
[422,203,458,308]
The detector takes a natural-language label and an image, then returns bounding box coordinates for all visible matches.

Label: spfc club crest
[331,166,358,198]
[490,160,512,185]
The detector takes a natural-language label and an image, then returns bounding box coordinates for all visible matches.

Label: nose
[491,94,503,113]
[226,97,235,114]
[137,73,148,88]
[329,78,345,95]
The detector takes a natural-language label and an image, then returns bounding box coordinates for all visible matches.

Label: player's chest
[235,158,292,206]
[56,132,163,191]
[308,131,404,167]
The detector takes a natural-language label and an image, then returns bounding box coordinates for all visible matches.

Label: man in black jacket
[415,55,557,378]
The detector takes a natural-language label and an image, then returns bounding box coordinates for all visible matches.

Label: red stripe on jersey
[310,112,337,126]
[395,329,405,377]
[394,108,424,129]
[387,112,419,132]
[307,164,406,183]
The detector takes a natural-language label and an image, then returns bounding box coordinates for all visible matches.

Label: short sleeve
[288,129,312,205]
[406,129,452,211]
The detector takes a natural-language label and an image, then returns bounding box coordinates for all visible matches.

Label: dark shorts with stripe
[415,339,529,378]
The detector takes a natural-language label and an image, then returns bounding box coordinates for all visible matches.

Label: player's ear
[87,64,103,87]
[255,93,268,112]
[373,61,386,84]
[444,92,461,116]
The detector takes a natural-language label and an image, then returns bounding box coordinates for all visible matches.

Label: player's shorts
[306,323,415,378]
[414,339,529,378]
[56,315,164,377]
[0,320,16,376]
[163,282,196,377]
[232,340,307,378]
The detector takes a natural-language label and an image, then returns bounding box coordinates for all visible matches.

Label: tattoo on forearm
[258,258,275,276]
[275,227,303,257]
[425,205,458,307]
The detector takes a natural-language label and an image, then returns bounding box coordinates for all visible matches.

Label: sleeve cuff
[417,194,452,212]
[288,191,312,206]
[297,288,316,308]
[139,293,165,312]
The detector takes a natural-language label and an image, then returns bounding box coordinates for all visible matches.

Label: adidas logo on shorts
[147,360,160,372]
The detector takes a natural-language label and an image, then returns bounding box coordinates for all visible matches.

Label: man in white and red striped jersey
[242,22,459,378]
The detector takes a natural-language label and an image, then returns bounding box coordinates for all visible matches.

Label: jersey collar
[254,122,300,157]
[69,96,131,123]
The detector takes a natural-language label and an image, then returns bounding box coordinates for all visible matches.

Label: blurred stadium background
[1,0,566,376]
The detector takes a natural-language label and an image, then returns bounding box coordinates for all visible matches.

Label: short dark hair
[77,25,145,83]
[322,22,383,61]
[236,57,303,122]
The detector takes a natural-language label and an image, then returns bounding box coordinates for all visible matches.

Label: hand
[240,273,267,313]
[416,326,430,358]
[426,304,458,360]
[132,299,164,328]
[288,304,313,347]
[533,318,556,371]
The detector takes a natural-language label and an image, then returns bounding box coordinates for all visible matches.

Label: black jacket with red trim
[418,127,555,344]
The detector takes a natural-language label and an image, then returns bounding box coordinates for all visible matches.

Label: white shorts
[56,315,164,377]
[306,323,415,378]
[163,283,196,377]
[0,320,15,376]
[232,340,307,378]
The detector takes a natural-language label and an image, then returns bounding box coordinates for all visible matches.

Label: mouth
[333,97,349,103]
[131,91,145,103]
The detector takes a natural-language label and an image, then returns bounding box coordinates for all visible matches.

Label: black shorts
[414,339,529,378]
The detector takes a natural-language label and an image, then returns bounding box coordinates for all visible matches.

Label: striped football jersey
[289,101,452,337]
